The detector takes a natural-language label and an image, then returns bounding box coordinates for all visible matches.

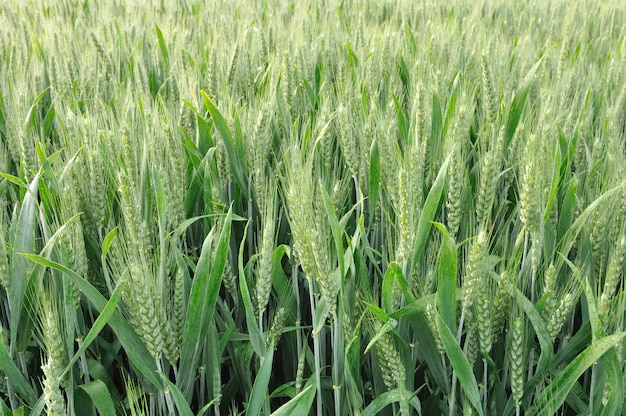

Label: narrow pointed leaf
[158,373,194,416]
[0,341,37,404]
[61,280,123,379]
[20,254,162,389]
[178,208,232,398]
[200,91,248,195]
[247,343,275,416]
[76,380,116,416]
[437,231,457,333]
[362,389,401,416]
[527,333,626,416]
[436,313,483,416]
[270,384,316,416]
[9,173,39,351]
[410,154,450,274]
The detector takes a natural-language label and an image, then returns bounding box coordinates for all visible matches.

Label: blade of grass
[381,262,402,313]
[20,254,162,389]
[75,379,116,416]
[510,286,554,379]
[504,55,544,147]
[442,73,460,138]
[556,183,625,265]
[178,208,232,398]
[391,299,449,394]
[410,154,450,275]
[368,140,380,227]
[431,92,443,151]
[526,332,626,416]
[200,91,248,195]
[361,389,401,416]
[155,24,169,69]
[436,312,484,416]
[0,341,37,404]
[60,280,123,379]
[157,373,194,416]
[556,176,577,246]
[320,182,344,279]
[8,172,39,352]
[436,225,457,333]
[270,384,316,416]
[563,256,624,416]
[238,221,267,358]
[247,342,275,416]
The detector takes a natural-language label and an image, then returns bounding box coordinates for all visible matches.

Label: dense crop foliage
[1,0,625,414]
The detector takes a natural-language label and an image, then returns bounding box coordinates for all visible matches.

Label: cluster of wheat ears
[0,0,625,415]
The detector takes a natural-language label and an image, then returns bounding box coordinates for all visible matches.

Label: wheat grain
[256,180,277,316]
[510,317,524,409]
[426,303,445,356]
[547,292,576,342]
[373,320,405,392]
[38,291,67,416]
[481,55,498,127]
[463,230,488,315]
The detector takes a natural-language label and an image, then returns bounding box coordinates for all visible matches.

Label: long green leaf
[431,92,443,148]
[76,380,116,416]
[368,140,380,226]
[178,208,232,399]
[158,373,194,416]
[442,73,460,139]
[270,384,316,416]
[239,222,267,358]
[381,262,402,313]
[0,398,10,416]
[564,257,624,416]
[392,94,408,142]
[557,183,625,267]
[155,24,169,69]
[410,154,450,275]
[527,332,626,416]
[200,91,249,195]
[100,227,119,293]
[345,317,363,396]
[556,176,577,246]
[391,299,449,394]
[320,182,344,279]
[0,340,37,404]
[313,296,331,334]
[362,389,401,416]
[9,173,39,352]
[0,173,27,189]
[504,55,544,147]
[247,343,275,416]
[61,280,123,379]
[23,87,51,129]
[20,254,162,389]
[437,229,457,333]
[543,140,562,223]
[364,316,395,355]
[436,313,483,416]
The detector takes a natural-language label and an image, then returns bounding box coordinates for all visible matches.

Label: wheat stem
[308,276,323,416]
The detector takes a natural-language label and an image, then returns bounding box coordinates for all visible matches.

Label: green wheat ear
[37,288,67,416]
[2,1,626,415]
[510,316,524,410]
[255,178,277,319]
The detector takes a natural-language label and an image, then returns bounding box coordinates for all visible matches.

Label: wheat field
[0,0,625,415]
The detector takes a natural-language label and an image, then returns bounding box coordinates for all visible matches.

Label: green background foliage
[0,0,625,414]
